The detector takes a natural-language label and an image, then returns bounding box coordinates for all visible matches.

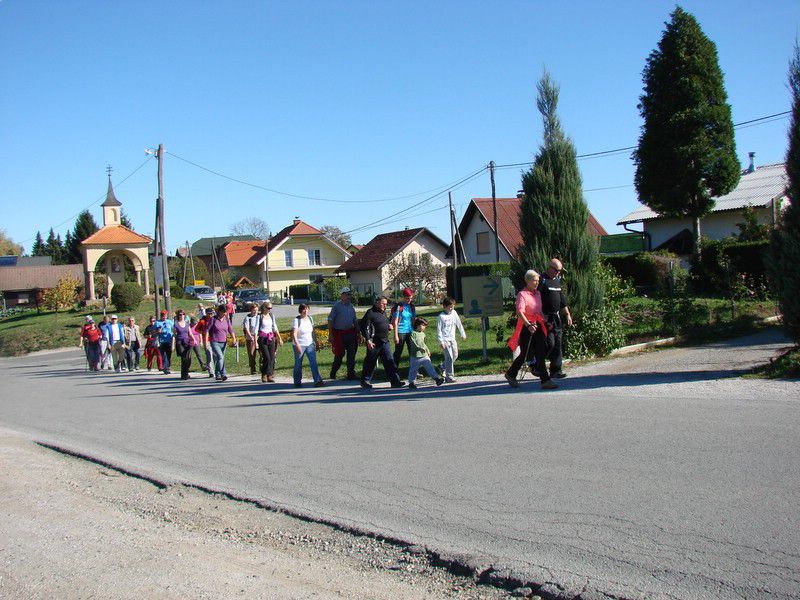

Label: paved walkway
[0,329,798,599]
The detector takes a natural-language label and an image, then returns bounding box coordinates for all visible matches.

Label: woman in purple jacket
[207,304,238,382]
[172,309,194,380]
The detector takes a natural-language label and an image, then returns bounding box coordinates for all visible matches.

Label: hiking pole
[518,328,535,382]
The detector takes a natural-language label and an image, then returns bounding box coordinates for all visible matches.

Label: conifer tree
[45,229,65,264]
[120,209,133,229]
[773,41,800,342]
[513,70,601,315]
[66,210,99,264]
[31,231,45,256]
[634,7,740,257]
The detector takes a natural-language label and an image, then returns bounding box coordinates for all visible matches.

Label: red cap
[402,287,414,298]
[160,309,167,316]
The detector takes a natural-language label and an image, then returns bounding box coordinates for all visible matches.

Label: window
[308,274,324,283]
[284,250,293,267]
[476,231,490,255]
[307,249,322,266]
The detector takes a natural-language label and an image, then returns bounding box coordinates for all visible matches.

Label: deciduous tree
[634,7,740,257]
[0,229,24,256]
[319,225,352,250]
[230,217,269,240]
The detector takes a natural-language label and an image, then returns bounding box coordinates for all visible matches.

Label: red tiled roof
[0,264,84,292]
[339,228,450,272]
[224,240,267,267]
[461,198,607,259]
[81,225,152,246]
[268,219,323,252]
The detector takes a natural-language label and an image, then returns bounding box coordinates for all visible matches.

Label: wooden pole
[157,144,171,314]
[153,205,161,317]
[490,161,499,263]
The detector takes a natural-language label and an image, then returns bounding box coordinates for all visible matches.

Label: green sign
[461,275,504,318]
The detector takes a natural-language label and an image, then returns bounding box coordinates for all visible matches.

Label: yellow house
[221,219,350,297]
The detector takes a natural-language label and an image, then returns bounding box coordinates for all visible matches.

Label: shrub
[42,274,81,311]
[289,284,310,300]
[323,276,349,299]
[691,238,770,298]
[111,282,144,311]
[169,283,185,299]
[602,251,685,296]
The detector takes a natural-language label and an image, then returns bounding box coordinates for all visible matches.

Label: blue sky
[1,1,798,254]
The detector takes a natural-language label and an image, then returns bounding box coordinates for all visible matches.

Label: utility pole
[156,144,171,314]
[186,240,196,282]
[489,161,499,263]
[153,206,161,317]
[448,191,458,301]
[263,237,271,296]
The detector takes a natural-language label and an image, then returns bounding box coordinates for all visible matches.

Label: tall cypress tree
[66,210,99,264]
[634,7,740,256]
[773,41,800,342]
[31,231,45,256]
[513,70,601,315]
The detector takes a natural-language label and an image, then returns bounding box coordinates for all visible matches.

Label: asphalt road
[1,329,798,599]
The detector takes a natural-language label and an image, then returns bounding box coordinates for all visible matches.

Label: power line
[166,150,485,204]
[19,156,154,245]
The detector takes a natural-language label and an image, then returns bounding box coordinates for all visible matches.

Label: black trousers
[175,340,192,379]
[362,340,401,385]
[506,325,550,381]
[257,336,277,376]
[545,314,563,376]
[191,345,207,369]
[392,332,413,368]
[331,330,357,377]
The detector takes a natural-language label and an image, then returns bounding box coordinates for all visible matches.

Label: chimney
[293,216,301,225]
[747,152,756,174]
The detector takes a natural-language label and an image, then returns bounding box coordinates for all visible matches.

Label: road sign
[194,279,205,286]
[461,276,504,318]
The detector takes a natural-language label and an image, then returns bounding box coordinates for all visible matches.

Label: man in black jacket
[539,258,573,379]
[359,296,405,389]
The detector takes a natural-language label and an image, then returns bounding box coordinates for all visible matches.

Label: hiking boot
[504,373,520,388]
[360,380,373,389]
[314,380,325,388]
[390,381,406,389]
[435,377,444,386]
[267,375,275,383]
[541,379,558,390]
[551,372,567,379]
[445,377,456,383]
[408,382,418,389]
[261,374,267,383]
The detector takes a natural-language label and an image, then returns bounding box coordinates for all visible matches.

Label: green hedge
[601,251,685,295]
[690,239,770,297]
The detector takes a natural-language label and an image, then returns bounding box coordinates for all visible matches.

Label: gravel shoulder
[0,427,510,600]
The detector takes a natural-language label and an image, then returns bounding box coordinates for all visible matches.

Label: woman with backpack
[291,304,324,388]
[256,301,283,383]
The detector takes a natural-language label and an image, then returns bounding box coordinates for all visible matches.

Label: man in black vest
[539,258,572,379]
[359,296,405,390]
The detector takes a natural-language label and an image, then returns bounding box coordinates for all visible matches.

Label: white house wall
[347,270,382,295]
[462,212,513,263]
[643,207,774,249]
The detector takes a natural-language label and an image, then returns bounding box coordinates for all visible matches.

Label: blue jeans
[210,341,227,378]
[293,343,322,385]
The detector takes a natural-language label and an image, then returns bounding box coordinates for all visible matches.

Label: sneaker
[221,375,228,382]
[360,380,373,389]
[147,367,152,372]
[504,373,520,388]
[208,372,215,378]
[445,377,456,383]
[390,381,407,389]
[435,377,444,386]
[267,375,275,383]
[261,374,267,383]
[314,380,325,388]
[408,382,418,389]
[551,372,567,379]
[541,379,559,390]
[215,376,222,381]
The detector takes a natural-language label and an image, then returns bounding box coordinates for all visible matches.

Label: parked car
[184,285,217,302]
[235,288,269,311]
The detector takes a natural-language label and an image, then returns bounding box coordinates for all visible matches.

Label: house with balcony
[216,218,351,297]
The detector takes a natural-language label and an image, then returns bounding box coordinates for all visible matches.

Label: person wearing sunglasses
[539,258,572,380]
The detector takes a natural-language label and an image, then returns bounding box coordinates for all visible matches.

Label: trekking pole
[518,328,535,382]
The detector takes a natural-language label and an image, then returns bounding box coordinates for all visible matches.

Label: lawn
[0,296,783,381]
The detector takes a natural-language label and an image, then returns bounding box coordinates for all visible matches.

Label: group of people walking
[78,258,571,391]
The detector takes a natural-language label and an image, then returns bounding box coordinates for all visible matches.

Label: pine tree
[120,209,133,229]
[773,41,800,342]
[66,210,99,264]
[634,7,740,257]
[45,228,65,264]
[31,231,45,256]
[513,70,601,315]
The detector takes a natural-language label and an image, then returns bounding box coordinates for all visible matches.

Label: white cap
[340,287,351,293]
[110,314,118,319]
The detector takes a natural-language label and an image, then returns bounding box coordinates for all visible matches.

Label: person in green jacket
[408,317,445,389]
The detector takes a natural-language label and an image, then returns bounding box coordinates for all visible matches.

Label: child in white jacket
[437,297,466,382]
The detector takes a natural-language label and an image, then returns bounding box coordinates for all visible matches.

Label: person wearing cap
[327,287,359,380]
[242,303,261,375]
[79,316,102,371]
[106,314,127,372]
[99,315,113,370]
[391,287,417,370]
[194,307,215,378]
[538,258,572,379]
[154,309,174,374]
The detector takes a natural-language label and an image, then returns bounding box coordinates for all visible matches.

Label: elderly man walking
[327,287,359,380]
[539,258,572,379]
